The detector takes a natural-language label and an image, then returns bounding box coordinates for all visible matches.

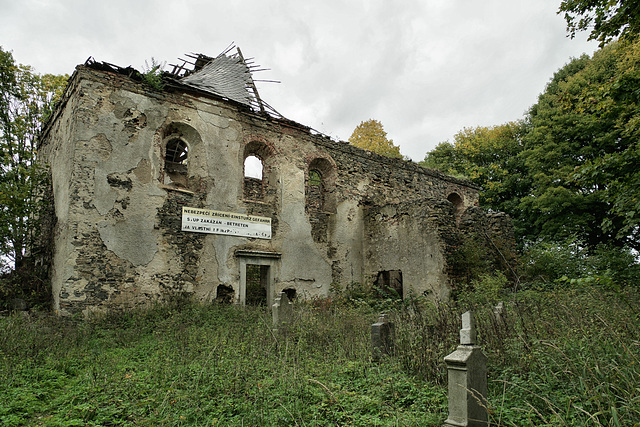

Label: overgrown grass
[1,282,638,425]
[485,286,640,426]
[391,284,640,425]
[0,302,446,426]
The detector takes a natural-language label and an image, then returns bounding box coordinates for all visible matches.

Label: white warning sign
[181,207,271,240]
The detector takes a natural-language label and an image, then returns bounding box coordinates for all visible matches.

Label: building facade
[39,51,501,316]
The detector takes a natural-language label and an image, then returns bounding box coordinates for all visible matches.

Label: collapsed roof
[84,44,282,118]
[180,51,255,107]
[168,45,281,117]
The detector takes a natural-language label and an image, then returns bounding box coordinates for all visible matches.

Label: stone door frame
[235,250,281,307]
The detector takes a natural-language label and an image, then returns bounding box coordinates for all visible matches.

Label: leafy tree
[521,39,640,250]
[419,141,462,177]
[421,38,640,252]
[567,38,640,248]
[559,0,640,46]
[0,46,67,273]
[348,119,403,158]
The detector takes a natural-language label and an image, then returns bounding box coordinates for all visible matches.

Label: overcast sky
[0,0,598,161]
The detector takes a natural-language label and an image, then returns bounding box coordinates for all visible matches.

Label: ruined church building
[39,48,509,316]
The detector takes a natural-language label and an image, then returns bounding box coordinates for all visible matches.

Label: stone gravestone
[493,301,505,325]
[10,298,28,312]
[271,291,293,334]
[444,311,488,426]
[371,313,395,362]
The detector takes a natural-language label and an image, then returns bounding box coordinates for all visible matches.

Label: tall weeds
[390,284,640,425]
[1,282,638,425]
[0,301,445,425]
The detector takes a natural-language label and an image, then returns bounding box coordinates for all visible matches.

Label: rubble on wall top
[81,47,329,141]
[84,43,284,119]
[79,47,479,190]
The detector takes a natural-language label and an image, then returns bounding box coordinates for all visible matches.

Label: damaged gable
[168,46,277,116]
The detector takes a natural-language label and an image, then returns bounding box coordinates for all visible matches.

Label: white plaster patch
[98,214,158,266]
[199,110,230,129]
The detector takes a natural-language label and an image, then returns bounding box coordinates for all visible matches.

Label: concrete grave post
[444,310,488,427]
[371,313,395,362]
[271,291,293,334]
[10,298,28,312]
[493,302,505,325]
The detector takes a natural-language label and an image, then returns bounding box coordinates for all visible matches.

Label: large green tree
[0,46,67,272]
[420,122,528,208]
[567,39,640,248]
[560,0,640,46]
[521,38,640,250]
[348,119,403,158]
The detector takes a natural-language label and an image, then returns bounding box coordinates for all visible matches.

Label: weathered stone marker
[493,302,505,325]
[10,298,28,312]
[371,313,395,361]
[444,311,488,426]
[271,291,293,334]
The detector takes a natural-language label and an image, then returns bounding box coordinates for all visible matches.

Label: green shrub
[140,57,165,91]
[521,238,640,291]
[456,271,509,307]
[589,243,640,287]
[521,237,591,283]
[0,259,51,311]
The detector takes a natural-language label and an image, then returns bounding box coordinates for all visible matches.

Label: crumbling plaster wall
[274,145,334,296]
[41,69,173,315]
[41,67,343,315]
[364,200,457,301]
[41,66,484,315]
[39,75,79,314]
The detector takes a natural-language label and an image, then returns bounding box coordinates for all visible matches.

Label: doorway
[245,264,269,306]
[236,250,281,307]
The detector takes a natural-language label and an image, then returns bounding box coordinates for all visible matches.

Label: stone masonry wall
[364,198,459,301]
[39,64,497,315]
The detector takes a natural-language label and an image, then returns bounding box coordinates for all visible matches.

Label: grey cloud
[0,0,598,161]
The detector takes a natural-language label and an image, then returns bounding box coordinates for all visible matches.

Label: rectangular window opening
[374,270,403,299]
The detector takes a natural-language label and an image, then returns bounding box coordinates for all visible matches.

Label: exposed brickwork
[157,191,206,290]
[243,177,263,201]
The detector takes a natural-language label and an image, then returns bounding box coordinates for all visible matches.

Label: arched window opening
[306,157,336,243]
[164,138,189,187]
[447,192,464,217]
[244,155,264,200]
[307,169,324,211]
[306,157,336,213]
